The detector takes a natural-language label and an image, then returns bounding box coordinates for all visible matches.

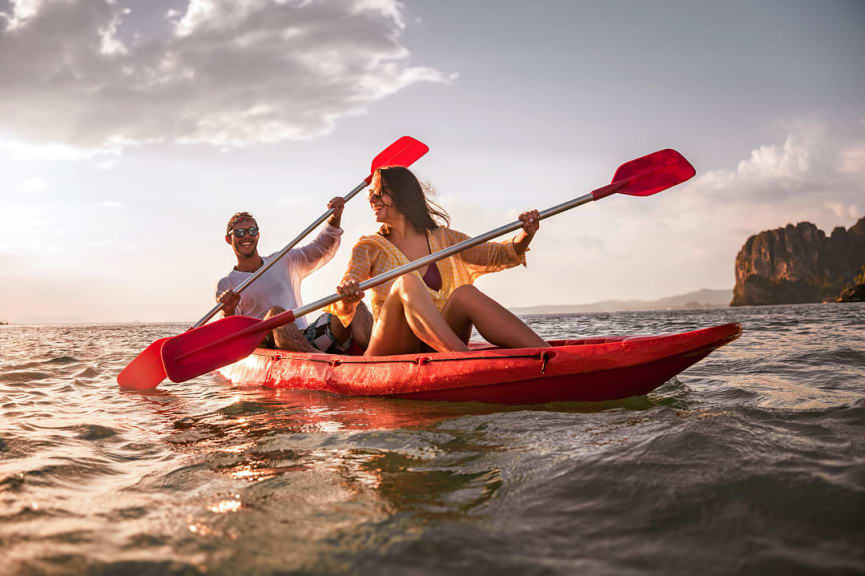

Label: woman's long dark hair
[377,166,450,235]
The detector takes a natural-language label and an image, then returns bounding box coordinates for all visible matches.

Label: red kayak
[217,323,741,404]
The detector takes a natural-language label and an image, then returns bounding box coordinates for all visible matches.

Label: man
[217,198,371,353]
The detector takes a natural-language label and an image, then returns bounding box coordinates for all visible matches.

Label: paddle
[117,136,430,390]
[159,148,695,384]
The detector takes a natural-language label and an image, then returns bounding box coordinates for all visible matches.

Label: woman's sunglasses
[368,189,393,206]
[230,226,259,238]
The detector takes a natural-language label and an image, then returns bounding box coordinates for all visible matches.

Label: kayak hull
[217,323,741,404]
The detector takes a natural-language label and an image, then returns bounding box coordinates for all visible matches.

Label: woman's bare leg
[349,301,373,348]
[364,291,421,356]
[330,301,373,349]
[365,275,469,355]
[441,285,550,348]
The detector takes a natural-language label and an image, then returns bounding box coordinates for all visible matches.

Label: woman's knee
[450,284,482,304]
[264,305,286,319]
[390,274,424,298]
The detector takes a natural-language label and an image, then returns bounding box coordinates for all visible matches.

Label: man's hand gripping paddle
[160,149,695,383]
[117,136,430,390]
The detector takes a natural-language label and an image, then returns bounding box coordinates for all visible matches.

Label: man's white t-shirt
[215,224,342,329]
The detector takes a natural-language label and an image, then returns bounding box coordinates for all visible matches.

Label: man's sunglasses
[230,226,259,238]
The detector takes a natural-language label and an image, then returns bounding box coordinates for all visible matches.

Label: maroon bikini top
[420,235,442,291]
[422,262,442,291]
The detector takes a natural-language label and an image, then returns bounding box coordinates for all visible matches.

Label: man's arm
[217,289,240,317]
[216,279,240,317]
[292,197,345,278]
[327,197,344,229]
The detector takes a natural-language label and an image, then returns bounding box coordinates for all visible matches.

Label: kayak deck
[217,323,742,404]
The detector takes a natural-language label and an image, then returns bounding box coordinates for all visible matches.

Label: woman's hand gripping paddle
[117,136,430,390]
[160,148,695,383]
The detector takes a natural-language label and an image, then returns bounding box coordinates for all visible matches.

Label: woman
[331,166,550,356]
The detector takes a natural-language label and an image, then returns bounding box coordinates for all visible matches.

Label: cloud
[0,0,447,149]
[678,122,864,209]
[735,135,810,181]
[839,143,865,176]
[824,201,861,221]
[693,133,826,202]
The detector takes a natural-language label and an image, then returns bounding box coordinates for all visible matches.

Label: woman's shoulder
[434,226,470,243]
[354,233,386,245]
[350,233,391,253]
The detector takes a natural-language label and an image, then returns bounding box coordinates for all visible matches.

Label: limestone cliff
[731,217,865,306]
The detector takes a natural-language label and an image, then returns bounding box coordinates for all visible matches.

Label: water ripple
[0,306,863,575]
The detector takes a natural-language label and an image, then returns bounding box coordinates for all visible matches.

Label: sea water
[1,303,863,575]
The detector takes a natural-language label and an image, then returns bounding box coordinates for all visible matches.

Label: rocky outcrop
[837,266,865,302]
[731,217,865,306]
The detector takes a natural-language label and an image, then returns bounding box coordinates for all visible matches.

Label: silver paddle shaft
[289,191,598,322]
[192,180,368,328]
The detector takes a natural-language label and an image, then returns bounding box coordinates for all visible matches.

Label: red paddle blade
[161,315,265,383]
[117,337,169,389]
[366,136,429,183]
[609,148,695,197]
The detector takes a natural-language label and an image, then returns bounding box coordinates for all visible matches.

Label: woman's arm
[443,210,539,281]
[328,241,374,327]
[511,209,540,256]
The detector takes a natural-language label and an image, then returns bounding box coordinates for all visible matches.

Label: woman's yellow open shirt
[328,227,527,327]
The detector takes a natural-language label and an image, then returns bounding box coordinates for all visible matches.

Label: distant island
[511,288,732,315]
[731,217,865,306]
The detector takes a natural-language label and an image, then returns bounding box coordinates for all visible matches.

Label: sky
[1,0,864,323]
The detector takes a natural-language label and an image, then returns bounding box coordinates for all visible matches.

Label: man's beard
[235,242,257,259]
